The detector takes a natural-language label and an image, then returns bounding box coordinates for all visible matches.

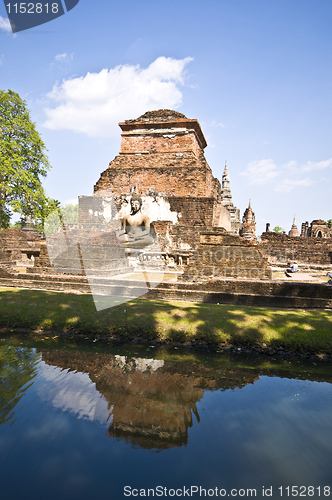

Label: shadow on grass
[0,288,161,339]
[0,288,332,353]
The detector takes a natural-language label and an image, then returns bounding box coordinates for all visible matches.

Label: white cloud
[301,158,332,172]
[0,15,11,33]
[281,158,332,174]
[282,160,298,171]
[43,56,193,137]
[274,177,313,193]
[55,53,74,63]
[240,157,328,193]
[37,362,109,424]
[203,120,225,129]
[0,55,4,65]
[241,159,279,185]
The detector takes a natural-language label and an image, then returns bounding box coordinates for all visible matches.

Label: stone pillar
[301,221,309,238]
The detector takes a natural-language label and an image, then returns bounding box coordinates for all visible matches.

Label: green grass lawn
[1,287,332,353]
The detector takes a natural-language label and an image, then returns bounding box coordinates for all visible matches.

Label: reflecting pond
[1,335,332,499]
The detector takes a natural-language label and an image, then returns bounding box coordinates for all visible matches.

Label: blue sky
[1,0,331,235]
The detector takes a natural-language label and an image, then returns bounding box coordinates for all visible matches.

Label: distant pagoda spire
[288,214,300,237]
[240,199,256,240]
[221,160,232,206]
[220,160,242,235]
[246,199,253,220]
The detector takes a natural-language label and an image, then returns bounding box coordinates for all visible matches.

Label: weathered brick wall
[94,154,217,198]
[119,113,207,149]
[78,195,104,226]
[169,225,204,250]
[0,229,41,266]
[33,241,52,270]
[213,199,232,229]
[260,232,332,266]
[168,197,213,226]
[120,129,202,155]
[184,232,272,280]
[0,229,39,249]
[148,281,332,309]
[78,195,118,229]
[79,194,231,235]
[35,229,129,275]
[150,221,172,252]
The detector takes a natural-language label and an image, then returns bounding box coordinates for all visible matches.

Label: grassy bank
[1,287,332,354]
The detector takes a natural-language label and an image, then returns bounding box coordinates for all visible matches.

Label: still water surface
[1,335,332,500]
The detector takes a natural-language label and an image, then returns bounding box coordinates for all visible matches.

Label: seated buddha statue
[116,193,154,249]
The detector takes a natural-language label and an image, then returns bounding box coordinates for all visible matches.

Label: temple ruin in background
[0,109,331,303]
[220,161,242,234]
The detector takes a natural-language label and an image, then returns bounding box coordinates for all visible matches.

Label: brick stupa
[77,110,271,280]
[83,109,231,230]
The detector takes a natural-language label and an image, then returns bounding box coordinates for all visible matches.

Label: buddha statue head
[130,193,143,215]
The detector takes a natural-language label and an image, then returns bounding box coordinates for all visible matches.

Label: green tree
[0,345,40,425]
[0,205,12,229]
[273,226,284,233]
[0,89,56,231]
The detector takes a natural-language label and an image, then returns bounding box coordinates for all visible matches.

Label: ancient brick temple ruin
[261,217,332,267]
[80,109,231,230]
[301,219,332,239]
[1,109,331,309]
[0,226,41,272]
[78,109,270,280]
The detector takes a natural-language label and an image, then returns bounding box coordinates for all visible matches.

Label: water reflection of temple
[39,349,259,450]
[102,355,202,449]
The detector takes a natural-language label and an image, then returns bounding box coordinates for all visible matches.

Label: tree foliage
[273,226,284,233]
[0,89,56,230]
[44,203,79,235]
[0,345,40,425]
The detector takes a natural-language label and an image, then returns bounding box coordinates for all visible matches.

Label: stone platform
[0,267,331,310]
